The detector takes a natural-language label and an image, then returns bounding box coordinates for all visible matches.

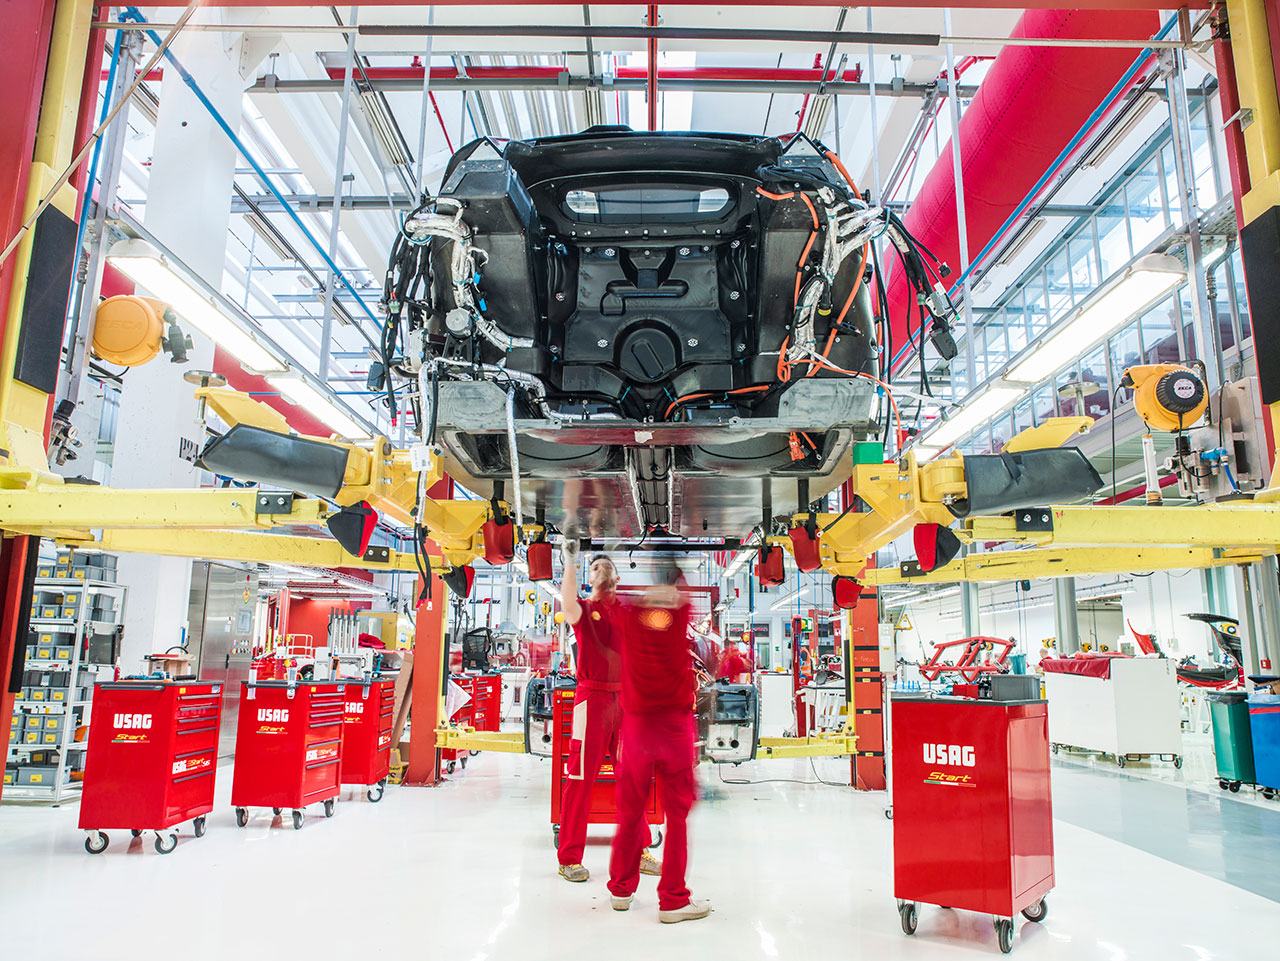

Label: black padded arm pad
[198,424,350,499]
[949,447,1104,519]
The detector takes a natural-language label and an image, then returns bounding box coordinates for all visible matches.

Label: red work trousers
[608,710,697,911]
[557,684,622,866]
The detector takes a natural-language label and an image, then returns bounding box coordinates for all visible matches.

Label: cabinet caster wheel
[995,918,1014,954]
[154,833,178,855]
[1219,779,1229,790]
[324,798,336,818]
[235,807,249,828]
[1116,756,1126,768]
[552,824,560,847]
[292,810,304,830]
[1229,781,1242,793]
[194,816,206,838]
[884,807,894,820]
[1050,743,1059,754]
[367,783,385,803]
[469,750,480,757]
[447,761,457,774]
[273,807,282,815]
[898,902,917,936]
[1263,787,1277,800]
[1021,898,1047,923]
[650,828,663,848]
[130,829,142,838]
[84,832,109,854]
[1173,755,1183,769]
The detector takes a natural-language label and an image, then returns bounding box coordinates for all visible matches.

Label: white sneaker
[610,894,634,911]
[659,899,711,924]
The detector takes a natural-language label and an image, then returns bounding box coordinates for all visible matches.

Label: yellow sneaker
[559,863,589,882]
[639,851,662,876]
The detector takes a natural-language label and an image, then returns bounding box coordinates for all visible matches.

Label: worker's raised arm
[561,538,583,625]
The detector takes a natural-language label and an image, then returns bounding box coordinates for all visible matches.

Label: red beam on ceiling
[322,64,874,83]
[128,1,1204,10]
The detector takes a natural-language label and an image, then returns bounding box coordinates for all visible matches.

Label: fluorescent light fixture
[769,584,813,612]
[106,238,288,374]
[723,548,754,579]
[266,373,373,439]
[916,385,1024,453]
[1005,252,1185,385]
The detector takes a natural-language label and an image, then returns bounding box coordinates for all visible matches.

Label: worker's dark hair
[588,553,615,568]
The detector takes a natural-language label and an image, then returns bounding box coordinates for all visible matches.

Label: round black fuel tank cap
[619,325,678,383]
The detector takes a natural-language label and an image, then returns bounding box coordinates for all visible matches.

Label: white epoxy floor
[2,750,1277,960]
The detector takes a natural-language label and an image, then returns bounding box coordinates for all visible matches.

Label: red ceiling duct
[885,9,1160,364]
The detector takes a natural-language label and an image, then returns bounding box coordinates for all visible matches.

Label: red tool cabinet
[440,672,502,773]
[231,680,344,830]
[339,679,394,801]
[79,680,223,855]
[891,694,1054,954]
[550,687,663,848]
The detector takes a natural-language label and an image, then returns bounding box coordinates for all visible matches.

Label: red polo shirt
[571,595,622,685]
[619,601,694,714]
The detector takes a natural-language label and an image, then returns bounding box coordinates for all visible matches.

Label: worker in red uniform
[607,563,710,923]
[717,638,752,683]
[557,542,661,883]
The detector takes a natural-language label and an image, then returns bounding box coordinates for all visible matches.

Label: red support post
[402,571,448,786]
[0,0,58,807]
[647,4,659,131]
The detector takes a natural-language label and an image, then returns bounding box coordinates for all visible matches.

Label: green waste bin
[1208,692,1255,790]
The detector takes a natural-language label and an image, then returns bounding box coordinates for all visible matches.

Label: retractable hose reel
[1122,363,1209,505]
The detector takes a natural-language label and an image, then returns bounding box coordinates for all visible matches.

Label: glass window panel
[1231,248,1252,341]
[1138,293,1180,364]
[1109,321,1141,405]
[1189,103,1219,207]
[984,323,1008,371]
[1068,234,1099,302]
[1032,385,1056,425]
[1161,141,1179,224]
[1045,250,1073,316]
[1080,347,1110,418]
[1011,400,1032,439]
[1055,367,1082,417]
[1096,202,1131,277]
[1127,161,1165,252]
[1210,257,1235,352]
[1024,281,1050,338]
[1006,313,1027,356]
[991,416,1013,453]
[1177,285,1198,361]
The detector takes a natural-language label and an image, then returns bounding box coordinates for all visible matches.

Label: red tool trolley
[79,681,223,855]
[231,680,344,829]
[892,693,1053,955]
[339,679,394,801]
[550,686,663,848]
[440,672,501,774]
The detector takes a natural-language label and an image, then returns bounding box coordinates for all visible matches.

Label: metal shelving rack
[5,577,127,804]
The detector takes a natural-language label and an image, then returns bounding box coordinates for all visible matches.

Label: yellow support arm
[864,546,1272,586]
[757,731,859,759]
[435,727,527,754]
[0,487,330,531]
[963,504,1280,550]
[91,528,445,573]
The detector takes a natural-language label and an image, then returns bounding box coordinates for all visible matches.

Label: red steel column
[403,570,448,786]
[647,4,659,130]
[849,578,885,790]
[0,0,59,806]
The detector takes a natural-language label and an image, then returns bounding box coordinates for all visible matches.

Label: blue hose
[122,7,383,330]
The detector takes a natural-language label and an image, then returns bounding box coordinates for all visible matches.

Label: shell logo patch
[591,611,601,621]
[640,608,673,631]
